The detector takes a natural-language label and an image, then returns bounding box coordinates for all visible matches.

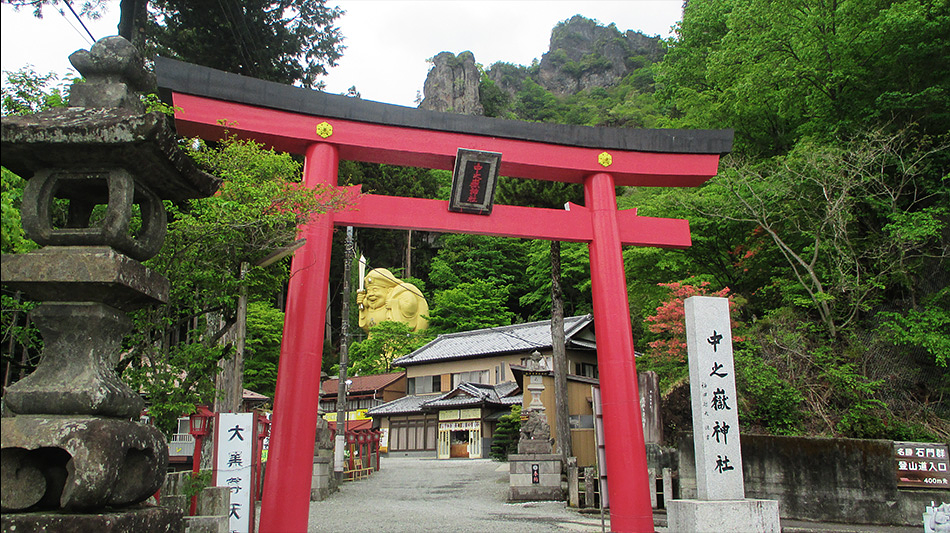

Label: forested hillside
[350,4,949,441]
[2,1,946,440]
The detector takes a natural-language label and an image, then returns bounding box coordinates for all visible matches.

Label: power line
[62,0,96,42]
[56,7,93,46]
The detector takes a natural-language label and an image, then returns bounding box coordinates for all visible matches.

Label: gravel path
[306,457,609,533]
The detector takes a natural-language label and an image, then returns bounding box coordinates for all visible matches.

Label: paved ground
[307,457,608,532]
[301,457,923,533]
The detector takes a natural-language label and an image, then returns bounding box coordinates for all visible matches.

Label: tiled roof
[321,371,405,397]
[366,394,431,416]
[242,389,269,400]
[393,314,593,367]
[367,381,522,416]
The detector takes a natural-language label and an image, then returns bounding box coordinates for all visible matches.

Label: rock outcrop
[536,15,664,96]
[419,51,483,115]
[419,16,666,112]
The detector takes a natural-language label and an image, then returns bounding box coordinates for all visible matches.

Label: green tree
[1,67,69,116]
[242,300,286,397]
[490,405,522,460]
[343,321,431,376]
[657,0,950,156]
[427,233,530,319]
[709,131,948,339]
[143,0,344,88]
[427,279,516,334]
[121,135,352,434]
[5,0,345,89]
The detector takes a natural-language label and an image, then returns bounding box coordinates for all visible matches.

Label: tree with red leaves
[645,281,739,364]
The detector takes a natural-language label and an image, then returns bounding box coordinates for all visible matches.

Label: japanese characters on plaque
[685,296,744,501]
[215,412,254,533]
[893,441,949,489]
[448,148,501,215]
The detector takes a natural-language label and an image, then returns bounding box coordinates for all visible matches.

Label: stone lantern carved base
[1,416,168,511]
[2,302,143,419]
[1,505,183,533]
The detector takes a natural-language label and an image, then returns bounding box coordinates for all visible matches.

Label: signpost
[215,412,254,533]
[667,296,780,533]
[685,296,744,500]
[894,441,949,489]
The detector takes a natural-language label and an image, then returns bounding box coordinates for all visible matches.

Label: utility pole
[335,227,355,482]
[405,229,412,279]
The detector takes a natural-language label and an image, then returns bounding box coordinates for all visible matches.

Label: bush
[490,405,522,461]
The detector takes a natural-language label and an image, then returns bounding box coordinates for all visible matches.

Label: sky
[1,0,684,108]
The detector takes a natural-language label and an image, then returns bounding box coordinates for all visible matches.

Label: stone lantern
[508,350,563,502]
[1,36,219,530]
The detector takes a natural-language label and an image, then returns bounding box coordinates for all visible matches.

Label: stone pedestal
[0,505,183,533]
[667,498,781,533]
[311,455,333,501]
[508,454,563,502]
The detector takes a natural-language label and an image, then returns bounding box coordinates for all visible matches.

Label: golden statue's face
[364,281,388,309]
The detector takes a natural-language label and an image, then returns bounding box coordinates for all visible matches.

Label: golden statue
[357,268,429,333]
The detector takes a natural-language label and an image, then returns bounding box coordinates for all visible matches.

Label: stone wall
[677,433,945,526]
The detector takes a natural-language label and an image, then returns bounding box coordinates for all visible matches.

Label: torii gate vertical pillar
[585,172,655,532]
[259,142,337,533]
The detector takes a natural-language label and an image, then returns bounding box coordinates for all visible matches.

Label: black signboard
[449,148,502,215]
[531,463,540,484]
[894,441,949,489]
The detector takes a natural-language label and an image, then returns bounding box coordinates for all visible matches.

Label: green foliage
[514,78,563,122]
[345,321,431,375]
[242,301,285,397]
[143,0,344,88]
[519,241,592,320]
[478,74,510,118]
[122,135,351,430]
[877,288,950,367]
[427,233,530,319]
[709,130,948,339]
[657,0,950,155]
[427,279,516,334]
[1,67,69,116]
[123,340,228,435]
[141,93,179,116]
[490,405,522,460]
[1,167,37,255]
[734,347,804,435]
[183,469,213,499]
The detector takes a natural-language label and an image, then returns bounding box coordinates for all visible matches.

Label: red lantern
[188,405,215,515]
[188,405,214,438]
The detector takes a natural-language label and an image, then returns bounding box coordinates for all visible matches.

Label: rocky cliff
[419,50,483,115]
[535,15,664,96]
[419,15,665,115]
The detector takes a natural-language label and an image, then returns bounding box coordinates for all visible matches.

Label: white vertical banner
[215,412,254,533]
[685,296,744,501]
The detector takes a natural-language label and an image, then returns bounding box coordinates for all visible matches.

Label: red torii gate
[156,58,733,533]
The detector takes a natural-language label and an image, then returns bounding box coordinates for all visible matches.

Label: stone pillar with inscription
[667,296,781,532]
[0,36,218,532]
